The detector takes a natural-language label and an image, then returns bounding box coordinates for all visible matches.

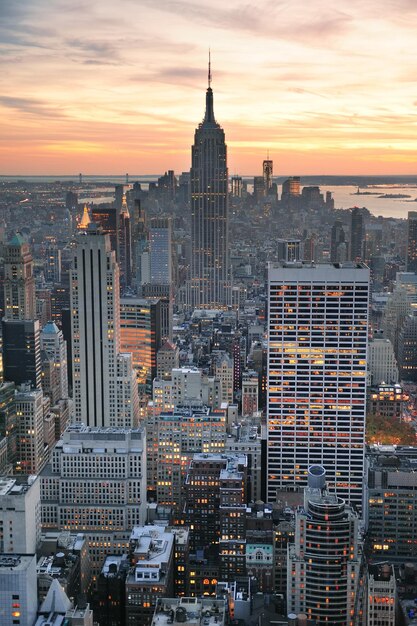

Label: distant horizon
[1,173,417,180]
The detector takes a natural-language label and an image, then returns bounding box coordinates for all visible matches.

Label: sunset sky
[1,0,417,175]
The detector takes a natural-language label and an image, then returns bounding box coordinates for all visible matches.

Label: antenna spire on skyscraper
[208,49,212,88]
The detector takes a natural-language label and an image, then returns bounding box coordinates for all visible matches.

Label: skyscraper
[350,207,364,261]
[70,224,138,427]
[267,262,369,508]
[3,234,36,321]
[263,158,273,193]
[287,466,361,625]
[407,211,417,272]
[189,62,229,308]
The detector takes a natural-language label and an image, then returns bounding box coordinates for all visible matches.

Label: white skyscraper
[40,321,69,400]
[70,224,138,427]
[267,262,369,508]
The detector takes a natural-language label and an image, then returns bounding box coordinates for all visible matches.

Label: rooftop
[151,597,226,626]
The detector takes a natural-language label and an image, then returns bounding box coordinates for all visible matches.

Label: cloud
[0,96,67,118]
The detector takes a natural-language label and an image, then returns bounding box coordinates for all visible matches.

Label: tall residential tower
[189,62,229,308]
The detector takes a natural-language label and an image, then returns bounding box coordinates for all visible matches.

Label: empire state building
[189,64,229,308]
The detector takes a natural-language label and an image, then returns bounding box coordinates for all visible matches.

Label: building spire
[204,52,215,124]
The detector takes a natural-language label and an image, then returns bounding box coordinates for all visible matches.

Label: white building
[40,321,68,400]
[170,366,222,409]
[213,352,234,405]
[368,337,399,385]
[287,466,361,626]
[15,385,47,475]
[366,563,396,626]
[40,425,147,578]
[0,554,37,626]
[0,476,40,554]
[70,224,138,427]
[267,262,369,508]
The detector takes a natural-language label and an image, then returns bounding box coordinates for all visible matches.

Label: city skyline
[1,0,417,176]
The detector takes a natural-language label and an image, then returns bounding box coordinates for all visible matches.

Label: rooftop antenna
[208,49,212,88]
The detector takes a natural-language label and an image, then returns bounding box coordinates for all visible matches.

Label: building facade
[267,262,369,508]
[189,68,229,308]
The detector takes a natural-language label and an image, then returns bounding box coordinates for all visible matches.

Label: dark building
[119,195,132,289]
[407,211,417,272]
[91,206,119,255]
[96,555,128,626]
[189,63,229,308]
[330,219,346,263]
[0,381,17,466]
[185,453,247,584]
[2,319,41,388]
[351,207,364,261]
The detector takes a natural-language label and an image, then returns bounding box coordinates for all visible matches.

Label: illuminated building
[0,554,37,626]
[364,445,417,562]
[71,225,138,427]
[351,207,364,261]
[267,262,369,508]
[4,233,35,321]
[231,175,243,198]
[368,383,408,420]
[406,211,417,272]
[39,425,147,581]
[125,525,175,625]
[366,563,396,626]
[277,239,301,263]
[15,385,47,475]
[120,297,161,394]
[287,466,361,626]
[281,176,300,202]
[189,62,229,308]
[398,311,417,381]
[150,405,226,512]
[118,194,132,289]
[184,453,247,582]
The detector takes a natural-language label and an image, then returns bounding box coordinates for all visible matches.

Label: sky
[1,0,417,176]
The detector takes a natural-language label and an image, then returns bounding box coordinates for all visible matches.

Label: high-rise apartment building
[40,425,147,578]
[287,466,361,626]
[406,211,417,272]
[0,554,38,626]
[189,65,229,308]
[366,563,396,626]
[3,234,35,320]
[71,225,138,427]
[267,262,369,507]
